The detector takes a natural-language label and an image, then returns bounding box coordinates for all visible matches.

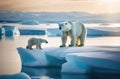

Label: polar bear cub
[26,37,48,49]
[58,21,87,47]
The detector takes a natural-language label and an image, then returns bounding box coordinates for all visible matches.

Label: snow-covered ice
[17,47,48,67]
[1,25,20,37]
[62,52,120,74]
[17,46,120,74]
[44,46,120,61]
[20,20,39,25]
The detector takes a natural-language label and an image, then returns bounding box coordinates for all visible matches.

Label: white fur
[59,21,87,47]
[26,37,48,49]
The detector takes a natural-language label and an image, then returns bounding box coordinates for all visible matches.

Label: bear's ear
[67,21,72,25]
[58,22,61,26]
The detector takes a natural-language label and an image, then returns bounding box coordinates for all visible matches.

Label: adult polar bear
[59,21,87,47]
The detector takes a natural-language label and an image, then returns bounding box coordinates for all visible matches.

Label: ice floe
[17,46,120,74]
[62,52,120,74]
[17,47,48,67]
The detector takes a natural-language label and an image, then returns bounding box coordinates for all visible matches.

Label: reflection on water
[62,74,89,79]
[0,34,19,40]
[22,67,61,79]
[22,67,120,79]
[89,74,120,79]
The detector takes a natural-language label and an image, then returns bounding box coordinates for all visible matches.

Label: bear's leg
[36,44,39,49]
[69,36,77,47]
[28,45,32,49]
[30,47,33,49]
[26,45,29,49]
[27,43,33,49]
[36,45,38,49]
[38,44,42,49]
[79,24,87,47]
[27,41,33,49]
[76,37,81,46]
[79,36,85,47]
[26,45,32,49]
[29,44,33,49]
[60,32,67,47]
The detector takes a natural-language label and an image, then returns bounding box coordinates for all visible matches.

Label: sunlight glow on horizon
[98,0,120,4]
[0,0,119,14]
[97,0,120,13]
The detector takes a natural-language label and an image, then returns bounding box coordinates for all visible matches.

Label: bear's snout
[58,23,64,30]
[46,41,48,43]
[59,27,61,30]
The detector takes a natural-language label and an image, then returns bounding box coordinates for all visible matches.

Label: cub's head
[58,21,72,31]
[41,39,48,43]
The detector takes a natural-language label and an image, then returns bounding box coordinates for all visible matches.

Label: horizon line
[0,11,120,14]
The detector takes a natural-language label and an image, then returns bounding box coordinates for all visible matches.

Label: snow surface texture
[17,46,120,74]
[62,52,120,74]
[0,72,31,79]
[17,47,48,67]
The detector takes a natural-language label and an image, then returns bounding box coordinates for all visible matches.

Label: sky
[0,0,120,14]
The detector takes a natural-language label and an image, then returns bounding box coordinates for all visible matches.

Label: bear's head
[58,21,72,31]
[40,39,48,43]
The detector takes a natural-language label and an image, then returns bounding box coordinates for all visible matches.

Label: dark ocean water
[22,66,120,79]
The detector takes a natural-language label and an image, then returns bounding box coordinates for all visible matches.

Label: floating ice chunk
[17,47,65,67]
[44,47,94,61]
[0,72,30,79]
[17,47,120,67]
[61,60,91,74]
[2,25,20,37]
[44,46,120,62]
[20,20,39,25]
[0,27,5,35]
[43,47,101,66]
[67,53,120,70]
[62,52,120,74]
[17,47,48,67]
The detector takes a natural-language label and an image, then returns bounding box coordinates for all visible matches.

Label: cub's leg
[38,43,42,49]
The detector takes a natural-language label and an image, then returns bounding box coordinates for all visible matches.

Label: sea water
[0,35,120,79]
[0,23,120,79]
